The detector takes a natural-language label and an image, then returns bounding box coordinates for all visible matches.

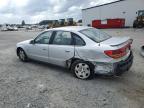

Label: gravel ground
[0,28,144,108]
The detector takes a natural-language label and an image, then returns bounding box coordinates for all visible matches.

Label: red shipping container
[92,20,101,28]
[92,18,125,29]
[107,19,125,28]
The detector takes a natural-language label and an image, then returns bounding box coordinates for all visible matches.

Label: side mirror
[30,40,35,44]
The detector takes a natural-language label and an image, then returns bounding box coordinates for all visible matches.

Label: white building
[82,0,144,27]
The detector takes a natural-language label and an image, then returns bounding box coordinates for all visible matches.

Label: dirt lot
[0,28,144,108]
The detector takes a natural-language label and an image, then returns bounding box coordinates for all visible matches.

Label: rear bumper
[113,51,133,75]
[94,51,133,75]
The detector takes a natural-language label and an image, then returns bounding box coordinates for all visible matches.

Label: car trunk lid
[101,36,131,47]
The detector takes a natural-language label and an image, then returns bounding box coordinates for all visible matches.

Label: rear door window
[52,31,72,45]
[72,33,85,46]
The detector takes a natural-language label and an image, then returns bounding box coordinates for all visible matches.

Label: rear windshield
[80,28,112,43]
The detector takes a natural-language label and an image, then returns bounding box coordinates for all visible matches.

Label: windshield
[80,28,112,43]
[138,11,144,16]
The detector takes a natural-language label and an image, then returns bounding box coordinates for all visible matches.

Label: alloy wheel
[19,50,25,61]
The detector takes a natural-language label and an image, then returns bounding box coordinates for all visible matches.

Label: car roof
[46,26,93,32]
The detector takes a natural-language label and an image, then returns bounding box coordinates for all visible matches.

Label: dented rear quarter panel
[74,31,131,64]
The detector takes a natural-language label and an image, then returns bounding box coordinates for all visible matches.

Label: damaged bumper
[93,51,133,76]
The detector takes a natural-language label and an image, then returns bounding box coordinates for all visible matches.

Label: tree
[21,20,25,26]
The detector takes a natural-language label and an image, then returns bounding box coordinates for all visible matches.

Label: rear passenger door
[48,31,74,67]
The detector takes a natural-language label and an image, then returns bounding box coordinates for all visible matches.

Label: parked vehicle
[133,10,144,28]
[1,25,8,31]
[13,26,18,31]
[16,26,133,79]
[141,46,144,57]
[38,25,45,29]
[1,25,16,31]
[25,26,32,30]
[7,25,14,31]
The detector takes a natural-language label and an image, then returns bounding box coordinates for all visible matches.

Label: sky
[0,0,117,24]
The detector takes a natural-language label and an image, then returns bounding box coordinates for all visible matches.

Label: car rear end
[79,28,133,76]
[102,38,133,75]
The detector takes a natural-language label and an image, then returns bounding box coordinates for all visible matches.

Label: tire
[18,48,28,62]
[133,23,136,28]
[71,60,95,80]
[137,24,143,28]
[133,20,137,28]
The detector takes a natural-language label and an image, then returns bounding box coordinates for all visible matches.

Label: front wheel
[71,60,94,80]
[18,49,28,62]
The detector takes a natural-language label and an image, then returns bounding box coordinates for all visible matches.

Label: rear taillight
[104,44,131,59]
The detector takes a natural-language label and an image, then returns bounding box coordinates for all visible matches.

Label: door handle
[65,50,70,53]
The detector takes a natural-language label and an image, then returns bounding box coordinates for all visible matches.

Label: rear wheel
[137,23,143,28]
[18,49,28,62]
[133,20,143,28]
[71,60,94,80]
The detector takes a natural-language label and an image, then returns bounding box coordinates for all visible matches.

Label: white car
[13,26,18,31]
[16,26,133,79]
[1,26,8,31]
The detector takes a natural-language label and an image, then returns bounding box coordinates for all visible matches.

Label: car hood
[101,36,131,46]
[17,39,32,45]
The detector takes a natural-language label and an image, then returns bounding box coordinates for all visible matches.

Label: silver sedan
[16,26,133,80]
